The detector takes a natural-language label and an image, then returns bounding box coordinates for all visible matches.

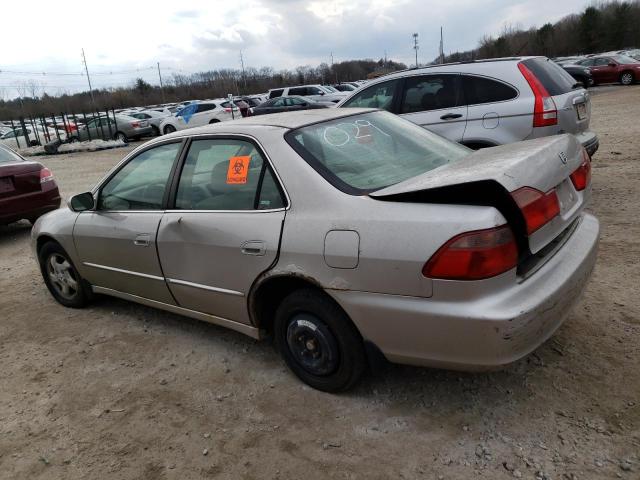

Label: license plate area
[556,179,578,214]
[576,102,587,120]
[0,177,14,193]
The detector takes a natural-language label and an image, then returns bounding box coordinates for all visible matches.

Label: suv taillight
[511,187,560,235]
[570,148,592,191]
[39,167,54,184]
[518,63,558,127]
[422,225,518,280]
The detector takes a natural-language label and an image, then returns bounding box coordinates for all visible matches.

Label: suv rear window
[269,89,284,98]
[463,75,518,104]
[285,111,470,194]
[520,58,575,96]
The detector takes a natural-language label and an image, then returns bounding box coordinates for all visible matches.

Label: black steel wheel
[274,289,366,392]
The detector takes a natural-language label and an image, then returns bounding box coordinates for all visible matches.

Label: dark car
[0,144,61,225]
[561,64,594,88]
[251,96,333,115]
[576,55,640,85]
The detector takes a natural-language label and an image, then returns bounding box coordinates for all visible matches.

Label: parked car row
[553,50,640,86]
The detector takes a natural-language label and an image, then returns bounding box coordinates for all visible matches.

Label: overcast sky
[0,0,593,97]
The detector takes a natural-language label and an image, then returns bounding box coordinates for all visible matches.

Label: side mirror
[69,192,95,212]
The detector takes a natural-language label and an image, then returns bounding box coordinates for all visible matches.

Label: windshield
[285,111,471,194]
[613,55,638,64]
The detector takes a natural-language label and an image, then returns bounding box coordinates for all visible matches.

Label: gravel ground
[0,86,638,480]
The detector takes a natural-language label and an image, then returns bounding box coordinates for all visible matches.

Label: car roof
[157,108,377,141]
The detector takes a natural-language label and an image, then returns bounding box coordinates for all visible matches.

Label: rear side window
[175,139,284,211]
[341,79,401,112]
[0,144,22,163]
[520,58,575,96]
[269,89,284,98]
[197,104,216,113]
[462,76,518,105]
[400,74,461,113]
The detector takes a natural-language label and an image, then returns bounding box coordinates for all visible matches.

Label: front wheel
[208,119,220,124]
[38,242,92,308]
[274,289,366,392]
[620,72,634,85]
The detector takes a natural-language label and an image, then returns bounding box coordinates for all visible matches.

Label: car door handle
[134,234,151,247]
[241,241,266,256]
[440,113,463,120]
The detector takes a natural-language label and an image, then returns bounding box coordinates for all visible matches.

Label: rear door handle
[134,234,151,247]
[241,241,266,256]
[440,113,463,120]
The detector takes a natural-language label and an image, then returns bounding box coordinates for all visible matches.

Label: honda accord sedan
[0,144,61,225]
[32,109,599,392]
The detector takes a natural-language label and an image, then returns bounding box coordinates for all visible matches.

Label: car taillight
[518,63,558,127]
[422,225,518,280]
[511,187,560,235]
[570,149,592,191]
[130,121,140,128]
[39,167,54,184]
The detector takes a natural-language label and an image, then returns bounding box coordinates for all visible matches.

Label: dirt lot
[1,86,639,480]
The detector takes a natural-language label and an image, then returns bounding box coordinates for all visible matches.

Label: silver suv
[268,84,347,103]
[337,57,599,156]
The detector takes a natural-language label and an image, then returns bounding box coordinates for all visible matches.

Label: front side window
[594,58,610,66]
[400,74,460,113]
[175,139,284,211]
[341,79,400,112]
[462,75,518,105]
[286,111,470,194]
[98,142,181,210]
[288,87,307,95]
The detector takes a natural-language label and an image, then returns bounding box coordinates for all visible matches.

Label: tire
[208,119,220,124]
[151,125,160,137]
[273,289,366,392]
[163,124,176,134]
[38,242,92,308]
[620,71,634,85]
[114,131,128,143]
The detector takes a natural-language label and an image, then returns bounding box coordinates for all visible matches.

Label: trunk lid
[0,161,43,199]
[371,134,588,254]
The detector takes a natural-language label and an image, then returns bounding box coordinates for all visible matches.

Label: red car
[576,55,640,85]
[0,144,61,225]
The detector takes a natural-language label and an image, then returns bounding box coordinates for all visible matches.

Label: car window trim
[92,138,187,212]
[460,73,520,107]
[165,133,290,213]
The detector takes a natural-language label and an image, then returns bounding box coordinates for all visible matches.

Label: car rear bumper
[575,130,599,157]
[0,184,61,225]
[329,213,599,370]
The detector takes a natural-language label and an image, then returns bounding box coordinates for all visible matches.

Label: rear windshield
[0,144,22,163]
[613,55,638,64]
[521,58,576,95]
[285,111,470,194]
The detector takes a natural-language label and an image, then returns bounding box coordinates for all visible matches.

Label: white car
[159,100,237,134]
[0,126,63,149]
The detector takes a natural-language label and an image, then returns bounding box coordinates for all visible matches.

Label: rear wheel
[620,71,634,85]
[163,124,176,134]
[273,289,366,392]
[114,131,128,143]
[38,242,92,308]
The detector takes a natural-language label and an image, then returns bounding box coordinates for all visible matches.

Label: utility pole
[439,27,445,64]
[81,48,96,108]
[412,33,419,68]
[330,52,337,83]
[157,62,166,103]
[239,50,247,90]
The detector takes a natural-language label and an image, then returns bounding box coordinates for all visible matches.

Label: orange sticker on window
[226,156,251,184]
